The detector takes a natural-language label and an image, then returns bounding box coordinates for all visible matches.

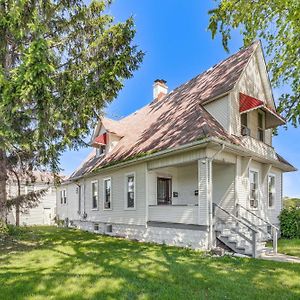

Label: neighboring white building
[7,171,56,226]
[57,41,296,257]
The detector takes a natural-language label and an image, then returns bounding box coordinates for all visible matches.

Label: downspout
[208,144,225,250]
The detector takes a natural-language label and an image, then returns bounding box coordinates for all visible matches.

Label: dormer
[91,117,123,157]
[92,132,107,158]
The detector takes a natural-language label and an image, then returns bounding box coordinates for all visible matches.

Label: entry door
[43,208,51,225]
[157,178,172,205]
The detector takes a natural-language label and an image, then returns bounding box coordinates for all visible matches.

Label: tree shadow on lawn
[1,226,300,300]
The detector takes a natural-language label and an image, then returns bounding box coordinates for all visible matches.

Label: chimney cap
[154,79,167,85]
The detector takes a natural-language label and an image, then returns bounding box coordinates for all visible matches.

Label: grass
[0,227,300,300]
[276,239,300,258]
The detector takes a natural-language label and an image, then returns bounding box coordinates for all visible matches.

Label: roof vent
[153,79,168,99]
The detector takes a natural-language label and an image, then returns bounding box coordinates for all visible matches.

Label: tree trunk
[15,172,21,227]
[0,149,8,223]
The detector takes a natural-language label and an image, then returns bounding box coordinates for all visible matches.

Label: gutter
[68,135,295,182]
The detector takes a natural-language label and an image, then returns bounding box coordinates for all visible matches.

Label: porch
[146,152,236,226]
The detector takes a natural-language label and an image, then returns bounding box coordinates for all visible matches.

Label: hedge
[279,207,300,239]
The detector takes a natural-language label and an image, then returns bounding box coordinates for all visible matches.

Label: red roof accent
[239,93,264,113]
[92,133,107,146]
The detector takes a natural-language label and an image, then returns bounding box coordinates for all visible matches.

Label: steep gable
[70,42,260,179]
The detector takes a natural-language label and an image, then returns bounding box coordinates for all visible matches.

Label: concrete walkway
[260,252,300,263]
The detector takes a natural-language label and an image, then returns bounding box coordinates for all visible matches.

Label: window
[103,178,111,209]
[60,189,67,204]
[91,181,98,209]
[268,175,276,208]
[157,178,172,205]
[96,145,106,158]
[78,185,81,213]
[257,111,265,142]
[241,113,248,128]
[249,170,258,208]
[125,174,135,209]
[94,223,99,231]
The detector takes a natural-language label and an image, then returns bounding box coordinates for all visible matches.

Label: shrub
[0,221,8,237]
[279,207,300,239]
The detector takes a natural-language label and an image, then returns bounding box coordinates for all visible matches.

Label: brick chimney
[153,79,168,99]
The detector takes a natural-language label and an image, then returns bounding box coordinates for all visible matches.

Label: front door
[157,178,172,205]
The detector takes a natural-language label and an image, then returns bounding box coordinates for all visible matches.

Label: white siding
[230,49,274,146]
[204,95,229,131]
[212,163,235,212]
[58,163,147,226]
[8,184,56,226]
[235,158,283,226]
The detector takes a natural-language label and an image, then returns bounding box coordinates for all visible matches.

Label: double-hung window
[91,181,98,210]
[60,189,67,205]
[103,178,111,210]
[268,175,275,208]
[125,173,135,209]
[249,170,258,208]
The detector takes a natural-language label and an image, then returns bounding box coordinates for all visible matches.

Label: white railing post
[252,230,257,258]
[273,227,278,254]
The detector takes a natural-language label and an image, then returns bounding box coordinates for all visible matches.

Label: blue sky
[60,0,300,197]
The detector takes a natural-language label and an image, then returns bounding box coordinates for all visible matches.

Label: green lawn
[1,227,300,300]
[277,239,300,258]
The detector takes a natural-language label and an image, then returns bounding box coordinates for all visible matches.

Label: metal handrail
[213,203,259,257]
[213,203,259,233]
[236,203,279,231]
[236,203,278,254]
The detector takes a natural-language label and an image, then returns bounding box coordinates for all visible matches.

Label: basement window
[94,223,99,231]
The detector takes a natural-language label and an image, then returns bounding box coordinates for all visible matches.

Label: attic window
[96,145,106,158]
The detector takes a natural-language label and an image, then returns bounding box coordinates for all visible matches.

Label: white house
[57,41,296,257]
[7,171,56,226]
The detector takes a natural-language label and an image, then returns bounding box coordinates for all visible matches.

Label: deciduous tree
[208,0,300,125]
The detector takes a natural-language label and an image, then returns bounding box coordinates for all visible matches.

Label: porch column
[198,158,212,248]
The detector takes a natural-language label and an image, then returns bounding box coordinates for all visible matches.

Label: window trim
[268,173,276,209]
[60,189,67,205]
[249,168,259,210]
[257,110,265,142]
[96,145,106,158]
[124,172,136,210]
[103,177,112,210]
[91,180,99,210]
[156,176,172,205]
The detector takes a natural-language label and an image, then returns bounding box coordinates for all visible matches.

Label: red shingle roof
[70,42,260,178]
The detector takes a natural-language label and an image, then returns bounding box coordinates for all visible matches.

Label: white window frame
[124,172,136,210]
[96,145,106,158]
[249,168,259,210]
[91,180,99,210]
[268,173,276,209]
[60,189,67,205]
[103,177,112,210]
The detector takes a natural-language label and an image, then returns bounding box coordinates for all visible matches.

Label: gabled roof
[70,41,294,179]
[70,43,260,178]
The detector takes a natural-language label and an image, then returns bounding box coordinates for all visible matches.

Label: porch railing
[235,203,279,254]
